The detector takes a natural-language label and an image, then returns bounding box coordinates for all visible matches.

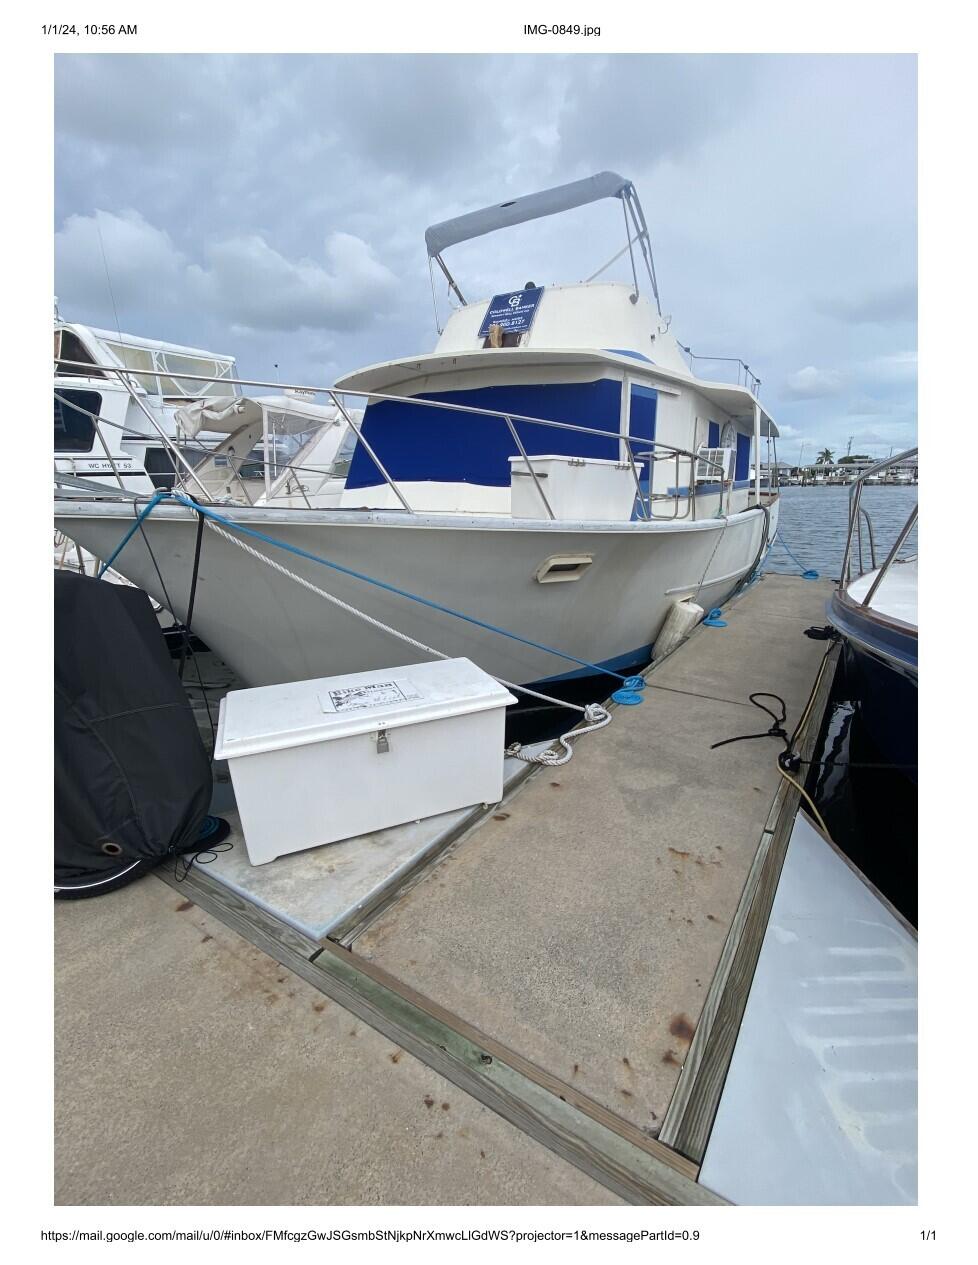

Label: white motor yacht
[55,172,782,692]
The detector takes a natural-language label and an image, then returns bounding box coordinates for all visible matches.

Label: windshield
[103,340,238,399]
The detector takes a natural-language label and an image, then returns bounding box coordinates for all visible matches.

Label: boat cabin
[54,318,240,494]
[335,173,777,522]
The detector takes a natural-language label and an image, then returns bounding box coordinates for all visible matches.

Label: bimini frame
[425,171,661,316]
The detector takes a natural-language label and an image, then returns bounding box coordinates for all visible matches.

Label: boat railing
[840,446,918,599]
[676,348,761,397]
[55,359,736,522]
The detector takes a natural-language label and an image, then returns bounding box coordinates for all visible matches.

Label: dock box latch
[375,728,390,754]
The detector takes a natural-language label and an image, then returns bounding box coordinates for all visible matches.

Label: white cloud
[189,231,398,333]
[54,54,917,404]
[55,209,398,337]
[55,209,187,318]
[783,366,845,400]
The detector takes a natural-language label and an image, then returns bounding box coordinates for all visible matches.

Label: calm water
[807,678,917,926]
[764,485,918,582]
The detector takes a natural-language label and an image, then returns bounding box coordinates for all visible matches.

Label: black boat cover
[55,572,213,895]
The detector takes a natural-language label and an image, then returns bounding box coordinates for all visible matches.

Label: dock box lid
[214,658,516,759]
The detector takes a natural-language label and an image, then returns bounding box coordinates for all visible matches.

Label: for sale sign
[477,287,544,338]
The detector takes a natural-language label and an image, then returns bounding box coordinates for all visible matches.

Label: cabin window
[144,445,208,490]
[156,351,235,399]
[102,342,237,399]
[54,390,100,453]
[482,329,523,349]
[331,428,358,478]
[103,341,159,394]
[54,331,104,378]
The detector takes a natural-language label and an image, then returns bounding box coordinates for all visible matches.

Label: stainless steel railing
[840,446,918,598]
[54,358,744,522]
[54,387,347,506]
[676,347,761,396]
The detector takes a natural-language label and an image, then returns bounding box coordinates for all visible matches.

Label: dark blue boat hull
[827,591,917,782]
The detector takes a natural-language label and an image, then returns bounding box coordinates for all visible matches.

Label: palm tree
[816,447,834,465]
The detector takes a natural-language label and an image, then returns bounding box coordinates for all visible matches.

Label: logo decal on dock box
[320,680,423,714]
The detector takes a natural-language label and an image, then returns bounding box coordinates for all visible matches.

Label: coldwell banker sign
[477,287,544,338]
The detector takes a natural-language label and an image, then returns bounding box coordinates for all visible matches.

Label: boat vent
[534,554,594,584]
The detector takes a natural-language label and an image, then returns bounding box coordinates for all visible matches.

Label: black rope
[131,502,216,749]
[710,641,841,777]
[178,509,206,681]
[171,815,233,882]
[711,692,790,752]
[173,841,233,882]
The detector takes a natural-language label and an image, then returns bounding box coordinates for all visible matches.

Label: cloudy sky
[54,53,916,461]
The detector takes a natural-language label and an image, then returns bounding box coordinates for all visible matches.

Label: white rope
[692,515,729,603]
[505,702,612,766]
[205,520,616,763]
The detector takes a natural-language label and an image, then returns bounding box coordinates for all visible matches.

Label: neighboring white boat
[827,449,918,778]
[53,317,358,612]
[699,810,917,1205]
[55,172,781,691]
[54,317,355,501]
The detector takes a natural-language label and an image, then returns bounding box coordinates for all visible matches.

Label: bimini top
[425,171,633,257]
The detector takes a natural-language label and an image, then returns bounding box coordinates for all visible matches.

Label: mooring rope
[205,518,612,766]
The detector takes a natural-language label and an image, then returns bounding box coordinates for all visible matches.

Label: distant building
[775,457,917,486]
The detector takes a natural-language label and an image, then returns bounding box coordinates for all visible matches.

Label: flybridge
[425,171,659,316]
[55,320,238,401]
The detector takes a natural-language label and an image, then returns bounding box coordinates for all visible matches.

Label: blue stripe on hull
[827,593,917,675]
[536,642,654,684]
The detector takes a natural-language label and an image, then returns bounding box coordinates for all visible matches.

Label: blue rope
[770,532,819,580]
[97,490,170,577]
[102,492,646,689]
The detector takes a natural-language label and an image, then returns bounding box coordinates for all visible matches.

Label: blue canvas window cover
[346,380,653,489]
[628,384,657,471]
[736,432,751,481]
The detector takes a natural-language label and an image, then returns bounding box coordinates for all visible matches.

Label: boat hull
[827,589,917,781]
[54,501,775,690]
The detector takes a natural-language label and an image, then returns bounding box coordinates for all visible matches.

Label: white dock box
[509,454,637,520]
[214,658,516,865]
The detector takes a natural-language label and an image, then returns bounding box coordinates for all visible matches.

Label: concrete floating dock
[55,573,838,1205]
[55,878,618,1206]
[352,575,834,1139]
[187,744,550,942]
